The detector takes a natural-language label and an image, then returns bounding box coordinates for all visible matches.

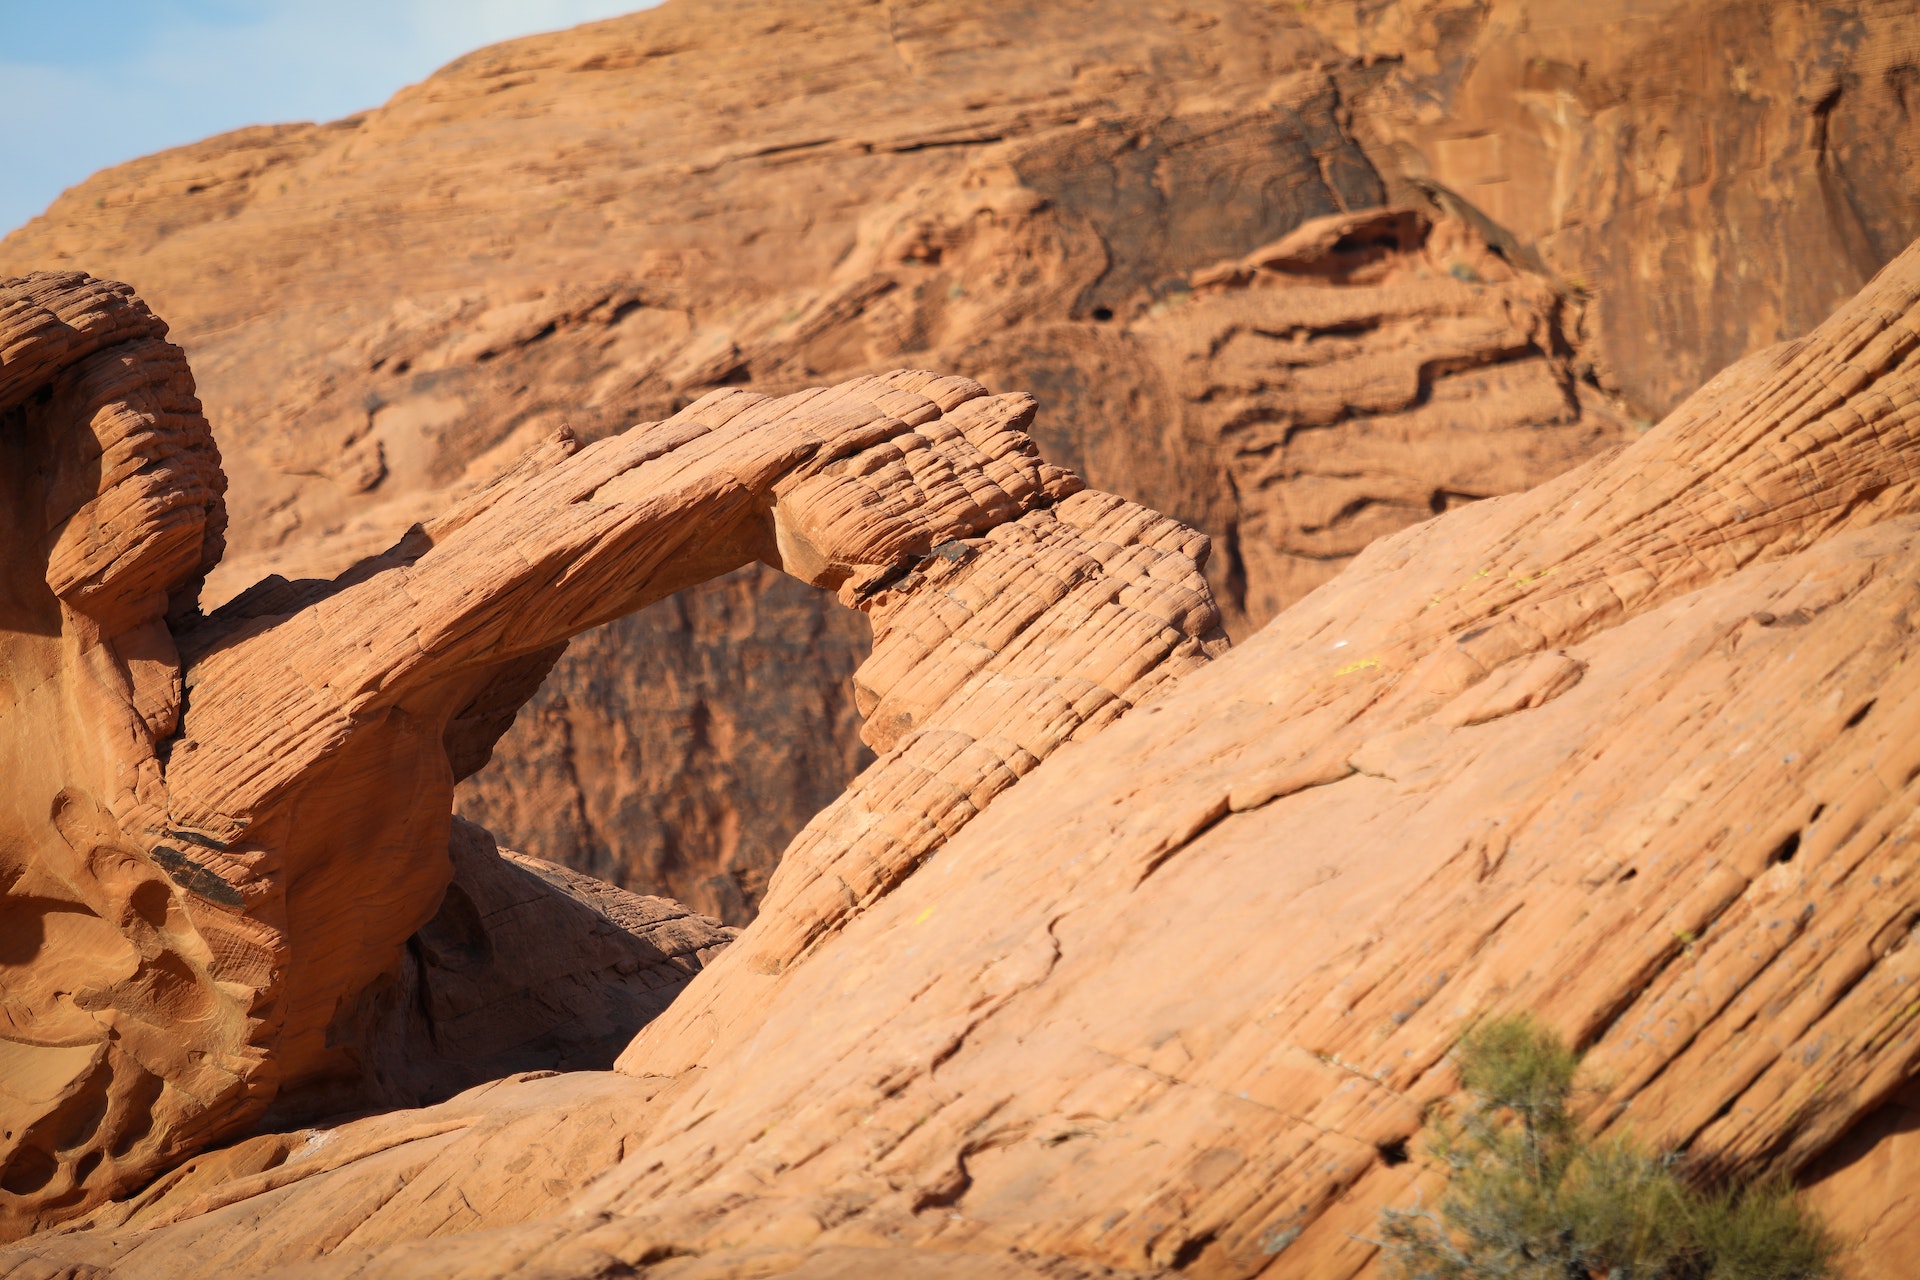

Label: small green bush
[1378,1015,1839,1280]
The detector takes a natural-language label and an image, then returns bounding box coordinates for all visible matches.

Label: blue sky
[1,1,659,237]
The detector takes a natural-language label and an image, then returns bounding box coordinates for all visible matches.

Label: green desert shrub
[1378,1015,1838,1280]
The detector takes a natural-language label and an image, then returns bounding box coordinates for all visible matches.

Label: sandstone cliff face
[451,566,874,920]
[0,269,1223,1239]
[41,0,1913,916]
[1317,0,1920,419]
[11,238,1920,1278]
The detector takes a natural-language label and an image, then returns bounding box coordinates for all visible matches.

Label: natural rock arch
[0,271,1226,1237]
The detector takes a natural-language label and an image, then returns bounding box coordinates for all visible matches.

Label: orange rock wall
[1317,0,1920,417]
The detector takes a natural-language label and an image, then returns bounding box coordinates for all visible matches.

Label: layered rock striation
[0,269,1223,1239]
[9,235,1920,1279]
[39,0,1904,916]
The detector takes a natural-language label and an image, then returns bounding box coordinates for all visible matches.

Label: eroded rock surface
[0,270,1224,1239]
[13,239,1920,1280]
[0,272,235,1235]
[28,0,1877,916]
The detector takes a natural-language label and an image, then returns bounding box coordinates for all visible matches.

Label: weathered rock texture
[0,265,741,1231]
[451,566,874,921]
[0,272,237,1234]
[0,268,1223,1240]
[1321,0,1920,419]
[22,0,1903,918]
[13,241,1920,1280]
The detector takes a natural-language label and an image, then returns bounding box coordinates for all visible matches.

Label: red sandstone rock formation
[10,232,1920,1277]
[0,269,1222,1238]
[33,0,1909,918]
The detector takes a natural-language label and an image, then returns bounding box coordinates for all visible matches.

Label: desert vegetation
[1381,1017,1837,1280]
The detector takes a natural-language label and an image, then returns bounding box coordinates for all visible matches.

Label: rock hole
[1090,306,1115,322]
[1769,831,1801,866]
[72,1150,101,1186]
[1376,1137,1410,1166]
[0,1145,57,1195]
[108,1071,164,1158]
[128,879,171,928]
[0,897,49,965]
[1810,803,1826,823]
[415,881,494,970]
[49,1060,113,1154]
[1429,490,1479,514]
[1170,1231,1219,1268]
[1619,868,1638,882]
[1845,699,1875,729]
[633,1245,699,1264]
[1332,233,1403,256]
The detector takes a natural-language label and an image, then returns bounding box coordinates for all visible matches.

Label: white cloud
[0,0,657,237]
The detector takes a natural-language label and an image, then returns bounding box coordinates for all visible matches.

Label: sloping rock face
[12,246,1920,1279]
[0,269,1223,1239]
[41,0,1911,917]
